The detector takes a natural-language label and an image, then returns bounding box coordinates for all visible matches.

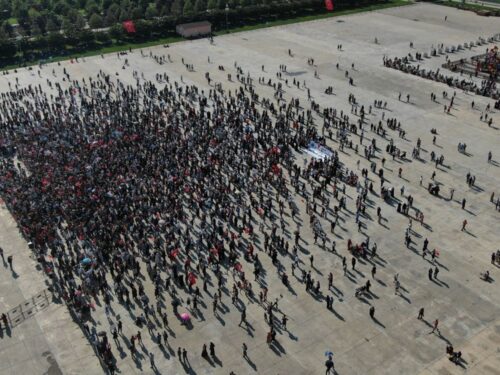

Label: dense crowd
[0,38,497,373]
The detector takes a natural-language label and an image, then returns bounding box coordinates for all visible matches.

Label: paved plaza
[0,3,499,375]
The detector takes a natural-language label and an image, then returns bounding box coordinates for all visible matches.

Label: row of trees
[0,0,301,37]
[0,0,387,67]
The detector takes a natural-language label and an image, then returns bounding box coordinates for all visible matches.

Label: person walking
[149,353,156,370]
[369,306,375,319]
[7,255,12,270]
[461,219,467,231]
[239,308,247,327]
[325,354,335,374]
[431,319,440,334]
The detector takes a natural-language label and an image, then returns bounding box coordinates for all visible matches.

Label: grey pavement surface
[0,3,499,375]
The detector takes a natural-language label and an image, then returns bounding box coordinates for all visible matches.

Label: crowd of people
[383,37,500,99]
[0,34,497,374]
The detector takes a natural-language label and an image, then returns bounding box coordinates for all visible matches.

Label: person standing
[7,255,12,270]
[281,315,288,330]
[177,347,182,361]
[418,307,424,320]
[369,306,375,319]
[1,313,8,329]
[461,219,467,231]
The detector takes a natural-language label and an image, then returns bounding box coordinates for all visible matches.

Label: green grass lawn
[1,0,411,71]
[7,17,18,25]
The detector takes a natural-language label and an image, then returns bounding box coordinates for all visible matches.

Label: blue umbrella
[325,351,333,357]
[81,257,92,264]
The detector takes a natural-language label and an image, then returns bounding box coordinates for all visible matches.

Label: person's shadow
[245,355,258,371]
[372,316,386,328]
[212,353,223,366]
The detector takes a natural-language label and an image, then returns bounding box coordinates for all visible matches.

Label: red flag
[325,0,334,11]
[123,20,136,33]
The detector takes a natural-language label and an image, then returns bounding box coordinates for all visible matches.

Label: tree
[159,5,169,16]
[77,29,95,46]
[134,19,151,38]
[145,4,158,19]
[194,0,207,13]
[108,24,124,40]
[66,9,79,23]
[139,0,150,11]
[62,17,79,41]
[171,0,183,16]
[95,30,111,44]
[131,7,143,19]
[207,0,218,10]
[118,9,130,22]
[85,0,100,16]
[47,32,65,50]
[88,13,103,28]
[183,0,194,15]
[53,1,71,16]
[0,38,17,59]
[105,3,120,25]
[30,19,42,36]
[1,20,13,37]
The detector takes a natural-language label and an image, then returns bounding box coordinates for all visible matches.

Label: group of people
[383,38,499,99]
[0,33,496,375]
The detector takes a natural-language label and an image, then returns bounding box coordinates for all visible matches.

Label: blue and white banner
[305,141,333,160]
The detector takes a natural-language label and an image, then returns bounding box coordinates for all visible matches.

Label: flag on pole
[325,0,334,11]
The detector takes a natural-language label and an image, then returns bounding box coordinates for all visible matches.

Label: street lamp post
[225,4,229,30]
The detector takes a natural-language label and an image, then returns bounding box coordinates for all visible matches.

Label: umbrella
[325,351,334,357]
[81,257,91,264]
[180,312,190,322]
